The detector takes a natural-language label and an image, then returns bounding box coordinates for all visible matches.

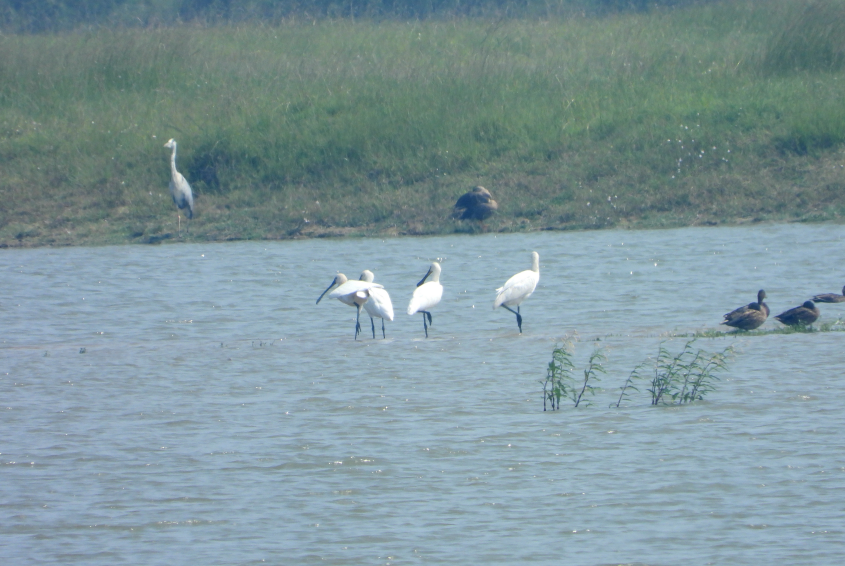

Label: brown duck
[453,186,498,221]
[774,300,820,327]
[722,289,769,330]
[812,285,845,303]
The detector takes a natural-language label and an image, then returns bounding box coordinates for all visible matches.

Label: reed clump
[543,336,606,410]
[2,1,845,246]
[644,339,733,405]
[547,338,731,410]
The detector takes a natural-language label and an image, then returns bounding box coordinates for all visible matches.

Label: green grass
[2,0,845,246]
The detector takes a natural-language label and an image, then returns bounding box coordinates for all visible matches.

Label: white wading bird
[163,138,194,234]
[359,270,394,339]
[316,273,384,340]
[407,261,443,338]
[493,251,539,334]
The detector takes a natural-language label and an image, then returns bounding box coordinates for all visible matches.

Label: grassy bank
[2,0,845,247]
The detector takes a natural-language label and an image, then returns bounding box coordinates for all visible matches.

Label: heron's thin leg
[422,312,429,338]
[370,316,376,339]
[381,319,386,339]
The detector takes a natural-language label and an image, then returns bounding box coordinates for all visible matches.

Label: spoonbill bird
[721,289,769,331]
[775,300,820,327]
[163,139,194,234]
[407,262,443,338]
[316,273,384,339]
[359,270,394,339]
[812,285,845,303]
[493,251,540,334]
[453,186,498,221]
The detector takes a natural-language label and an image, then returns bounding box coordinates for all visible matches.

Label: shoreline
[2,213,838,250]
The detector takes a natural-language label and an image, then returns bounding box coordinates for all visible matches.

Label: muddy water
[2,224,844,565]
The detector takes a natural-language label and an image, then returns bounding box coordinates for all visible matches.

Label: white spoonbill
[407,261,443,338]
[163,139,194,235]
[359,270,394,339]
[316,273,384,340]
[493,251,539,334]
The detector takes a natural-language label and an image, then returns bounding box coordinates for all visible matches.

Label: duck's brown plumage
[812,285,845,303]
[454,186,498,220]
[775,300,820,326]
[722,289,769,330]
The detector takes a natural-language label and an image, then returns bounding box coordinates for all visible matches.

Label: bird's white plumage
[408,262,443,315]
[329,279,383,306]
[366,288,394,321]
[316,273,350,305]
[359,270,394,322]
[494,251,539,309]
[316,272,385,340]
[164,139,194,220]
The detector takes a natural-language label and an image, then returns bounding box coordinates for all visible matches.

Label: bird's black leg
[503,305,523,333]
[370,316,376,339]
[422,312,429,338]
[355,305,362,340]
[426,312,433,326]
[381,319,386,339]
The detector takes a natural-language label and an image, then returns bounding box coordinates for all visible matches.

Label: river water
[2,224,844,565]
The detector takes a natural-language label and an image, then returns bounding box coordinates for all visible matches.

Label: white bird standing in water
[316,273,384,340]
[407,261,443,338]
[164,138,194,234]
[493,251,540,334]
[359,270,394,339]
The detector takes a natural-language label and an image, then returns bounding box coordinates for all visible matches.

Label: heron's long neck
[532,255,539,272]
[170,145,179,177]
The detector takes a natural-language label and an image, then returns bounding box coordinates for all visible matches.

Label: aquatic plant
[819,318,845,331]
[574,347,606,407]
[542,340,574,411]
[645,339,733,405]
[548,337,733,410]
[613,363,644,408]
[542,337,605,410]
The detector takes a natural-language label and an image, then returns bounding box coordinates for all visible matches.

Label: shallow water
[2,224,845,565]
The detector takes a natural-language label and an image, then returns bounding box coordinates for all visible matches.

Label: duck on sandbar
[811,285,845,303]
[774,300,820,327]
[722,289,769,330]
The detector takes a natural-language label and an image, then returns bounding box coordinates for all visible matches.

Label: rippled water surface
[3,224,845,565]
